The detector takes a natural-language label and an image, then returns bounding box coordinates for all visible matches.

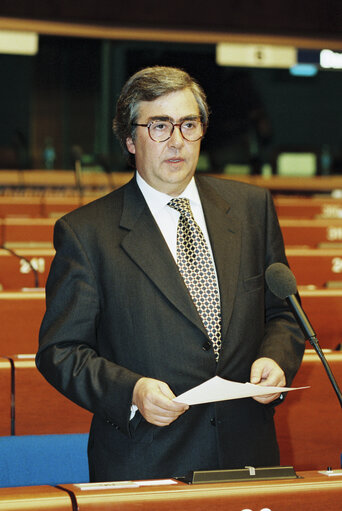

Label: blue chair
[0,433,89,487]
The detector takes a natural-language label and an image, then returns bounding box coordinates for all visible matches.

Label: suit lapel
[119,178,208,337]
[196,177,242,341]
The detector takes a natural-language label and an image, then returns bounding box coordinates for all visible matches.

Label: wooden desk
[286,248,342,287]
[12,355,92,435]
[280,218,342,248]
[0,196,43,218]
[0,248,54,289]
[0,291,45,356]
[60,471,342,510]
[0,485,73,510]
[0,170,133,190]
[0,218,55,246]
[275,196,342,219]
[275,351,342,471]
[299,288,342,349]
[0,357,12,436]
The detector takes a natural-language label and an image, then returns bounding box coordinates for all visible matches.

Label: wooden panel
[0,485,72,510]
[280,218,342,248]
[42,196,87,217]
[300,289,342,349]
[62,472,342,511]
[0,197,43,218]
[0,291,45,356]
[0,218,55,245]
[275,352,342,471]
[0,357,12,436]
[0,248,54,289]
[4,172,342,196]
[286,248,342,287]
[275,196,342,220]
[0,170,132,190]
[13,355,92,435]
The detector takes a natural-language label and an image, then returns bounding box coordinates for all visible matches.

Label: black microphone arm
[266,262,342,408]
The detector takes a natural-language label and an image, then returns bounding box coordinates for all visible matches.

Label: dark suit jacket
[36,175,305,481]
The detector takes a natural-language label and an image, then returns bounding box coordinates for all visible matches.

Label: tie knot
[167,197,192,217]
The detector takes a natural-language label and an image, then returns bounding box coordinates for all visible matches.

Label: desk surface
[0,472,340,510]
[0,485,73,510]
[60,471,342,510]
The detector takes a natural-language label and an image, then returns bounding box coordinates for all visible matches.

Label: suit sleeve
[36,217,142,434]
[258,189,305,386]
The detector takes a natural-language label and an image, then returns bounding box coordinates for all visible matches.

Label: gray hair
[113,66,209,164]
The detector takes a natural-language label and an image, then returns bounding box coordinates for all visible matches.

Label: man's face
[126,88,202,197]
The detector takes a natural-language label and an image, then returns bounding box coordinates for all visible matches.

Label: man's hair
[113,66,209,163]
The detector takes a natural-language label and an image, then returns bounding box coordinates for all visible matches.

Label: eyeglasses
[132,119,206,143]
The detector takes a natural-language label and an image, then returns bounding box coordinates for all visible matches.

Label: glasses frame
[132,118,207,143]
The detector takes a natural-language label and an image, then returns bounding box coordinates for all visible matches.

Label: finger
[250,360,264,384]
[256,367,285,387]
[143,401,189,426]
[253,392,281,404]
[157,382,189,412]
[132,378,188,425]
[145,408,187,426]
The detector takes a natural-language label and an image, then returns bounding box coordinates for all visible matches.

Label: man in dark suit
[36,66,305,482]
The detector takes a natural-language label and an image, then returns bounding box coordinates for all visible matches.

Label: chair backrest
[0,433,89,487]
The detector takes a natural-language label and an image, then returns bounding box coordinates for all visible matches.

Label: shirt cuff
[130,404,138,420]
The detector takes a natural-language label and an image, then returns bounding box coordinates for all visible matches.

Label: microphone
[0,245,40,288]
[265,262,342,408]
[265,262,315,341]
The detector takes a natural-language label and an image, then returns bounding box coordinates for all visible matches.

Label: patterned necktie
[168,198,222,360]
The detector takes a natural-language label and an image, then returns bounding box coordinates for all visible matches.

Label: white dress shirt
[136,172,216,265]
[131,172,219,419]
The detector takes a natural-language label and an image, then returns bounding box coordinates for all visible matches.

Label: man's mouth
[166,158,184,164]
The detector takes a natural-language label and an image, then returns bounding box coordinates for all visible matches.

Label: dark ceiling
[1,0,342,41]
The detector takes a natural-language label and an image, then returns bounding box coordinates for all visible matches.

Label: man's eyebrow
[146,115,201,122]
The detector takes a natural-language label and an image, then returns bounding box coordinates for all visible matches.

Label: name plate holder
[180,465,298,484]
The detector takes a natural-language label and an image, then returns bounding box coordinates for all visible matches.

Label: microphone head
[265,262,297,299]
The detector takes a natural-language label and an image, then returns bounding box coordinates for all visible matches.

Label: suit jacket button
[202,341,211,351]
[210,418,216,426]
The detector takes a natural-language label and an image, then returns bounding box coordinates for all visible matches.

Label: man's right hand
[132,377,189,427]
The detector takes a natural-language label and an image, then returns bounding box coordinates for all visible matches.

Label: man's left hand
[250,357,286,404]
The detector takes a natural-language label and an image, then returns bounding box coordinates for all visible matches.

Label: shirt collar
[136,172,201,214]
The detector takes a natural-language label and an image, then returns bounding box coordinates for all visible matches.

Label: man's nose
[168,125,184,147]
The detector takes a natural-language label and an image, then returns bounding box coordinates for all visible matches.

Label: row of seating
[0,247,53,289]
[0,351,340,471]
[0,433,89,488]
[0,354,92,437]
[7,249,342,286]
[3,216,342,248]
[274,193,342,470]
[274,195,342,219]
[0,195,86,219]
[1,182,342,218]
[1,184,341,485]
[2,245,342,291]
[0,289,341,356]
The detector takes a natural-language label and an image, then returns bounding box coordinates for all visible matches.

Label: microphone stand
[0,245,40,288]
[287,295,342,408]
[307,334,342,408]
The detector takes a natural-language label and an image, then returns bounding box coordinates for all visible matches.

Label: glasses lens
[180,119,204,141]
[148,119,204,142]
[149,121,173,142]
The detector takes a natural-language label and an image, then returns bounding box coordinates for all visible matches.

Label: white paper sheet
[75,479,178,491]
[173,376,309,405]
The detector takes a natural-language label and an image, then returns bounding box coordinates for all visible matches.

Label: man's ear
[126,137,136,155]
